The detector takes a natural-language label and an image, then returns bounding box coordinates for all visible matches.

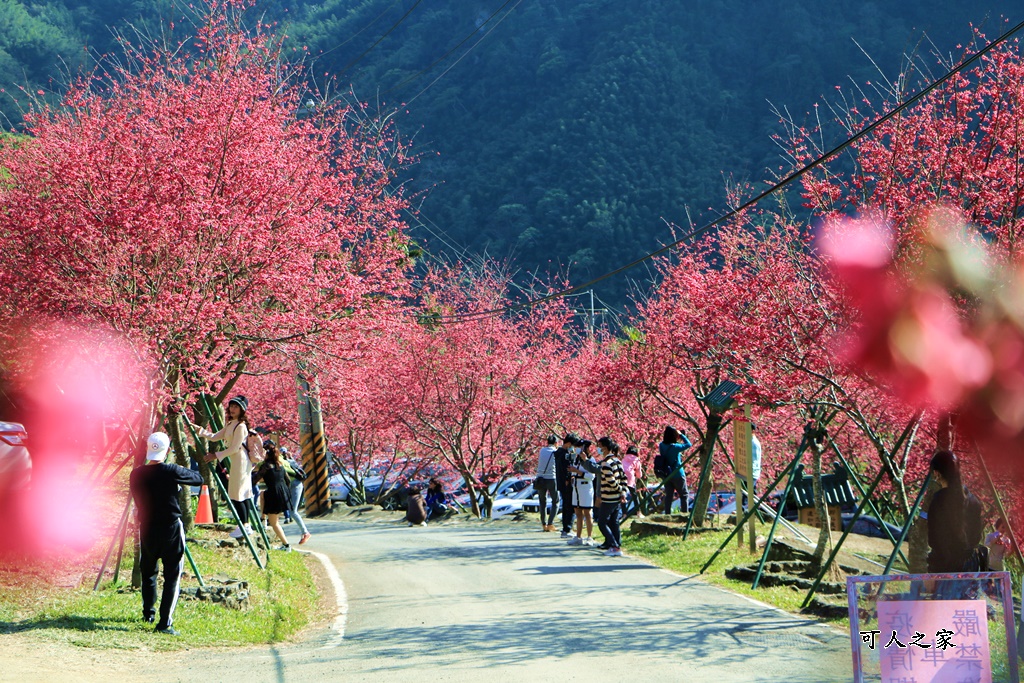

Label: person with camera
[129,432,203,635]
[658,426,692,515]
[534,434,559,532]
[554,433,579,538]
[195,395,258,539]
[596,437,628,556]
[567,439,598,546]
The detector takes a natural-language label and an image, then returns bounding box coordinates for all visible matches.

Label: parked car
[329,473,387,505]
[491,482,550,518]
[455,476,534,510]
[0,421,31,495]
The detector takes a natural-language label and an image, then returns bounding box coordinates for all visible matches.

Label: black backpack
[653,452,669,479]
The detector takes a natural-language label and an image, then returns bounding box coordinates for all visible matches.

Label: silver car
[0,421,31,493]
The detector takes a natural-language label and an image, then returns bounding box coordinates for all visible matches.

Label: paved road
[168,516,852,683]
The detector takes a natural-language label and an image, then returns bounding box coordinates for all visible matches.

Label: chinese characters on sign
[862,600,991,683]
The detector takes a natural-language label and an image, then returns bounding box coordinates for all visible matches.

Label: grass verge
[0,527,320,651]
[620,520,849,630]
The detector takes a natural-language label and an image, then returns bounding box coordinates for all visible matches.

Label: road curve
[167,516,851,683]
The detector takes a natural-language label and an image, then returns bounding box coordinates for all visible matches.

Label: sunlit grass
[620,521,848,630]
[0,528,319,651]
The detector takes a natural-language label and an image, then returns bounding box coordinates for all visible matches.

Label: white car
[456,476,535,509]
[492,483,547,519]
[0,421,31,495]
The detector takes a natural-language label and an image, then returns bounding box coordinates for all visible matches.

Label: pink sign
[873,599,991,683]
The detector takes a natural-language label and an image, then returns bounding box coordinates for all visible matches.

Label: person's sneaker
[560,531,571,539]
[609,548,623,557]
[143,615,155,624]
[582,537,595,546]
[155,626,180,636]
[229,526,243,538]
[276,544,291,552]
[299,532,311,545]
[566,537,582,546]
[419,521,428,527]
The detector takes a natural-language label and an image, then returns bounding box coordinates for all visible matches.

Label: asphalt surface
[166,516,852,683]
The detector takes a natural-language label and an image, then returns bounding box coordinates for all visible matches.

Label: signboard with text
[848,573,1018,683]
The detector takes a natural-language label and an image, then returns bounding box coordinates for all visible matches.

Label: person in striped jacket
[596,436,628,556]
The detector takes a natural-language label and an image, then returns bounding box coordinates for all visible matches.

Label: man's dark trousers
[560,484,575,533]
[140,521,186,629]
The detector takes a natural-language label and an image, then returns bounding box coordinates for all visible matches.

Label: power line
[380,0,518,97]
[336,0,424,76]
[405,0,525,106]
[314,0,403,61]
[429,16,1024,324]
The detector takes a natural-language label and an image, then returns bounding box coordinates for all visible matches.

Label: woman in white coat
[197,395,256,538]
[566,439,597,546]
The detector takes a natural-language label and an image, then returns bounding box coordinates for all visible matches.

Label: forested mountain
[2,0,1019,303]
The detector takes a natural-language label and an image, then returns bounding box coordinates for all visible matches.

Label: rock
[178,577,249,609]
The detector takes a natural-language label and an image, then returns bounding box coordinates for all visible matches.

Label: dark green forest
[2,0,1019,304]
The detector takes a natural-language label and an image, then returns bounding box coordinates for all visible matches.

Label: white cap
[146,432,171,462]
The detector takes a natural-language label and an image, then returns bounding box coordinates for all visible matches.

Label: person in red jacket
[129,432,203,635]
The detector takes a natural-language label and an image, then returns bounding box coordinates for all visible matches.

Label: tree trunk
[690,414,723,528]
[810,441,843,582]
[166,412,194,531]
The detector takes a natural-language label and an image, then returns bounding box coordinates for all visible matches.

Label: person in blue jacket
[659,426,692,514]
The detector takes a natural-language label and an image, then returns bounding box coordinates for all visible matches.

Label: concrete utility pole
[296,370,332,516]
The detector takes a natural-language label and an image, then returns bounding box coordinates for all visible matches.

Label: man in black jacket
[555,433,579,538]
[129,432,203,635]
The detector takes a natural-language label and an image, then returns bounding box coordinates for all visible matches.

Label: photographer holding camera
[658,426,692,514]
[129,432,203,635]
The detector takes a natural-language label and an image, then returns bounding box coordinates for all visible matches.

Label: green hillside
[2,0,1019,302]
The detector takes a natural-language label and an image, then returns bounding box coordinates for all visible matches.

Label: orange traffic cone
[195,485,214,524]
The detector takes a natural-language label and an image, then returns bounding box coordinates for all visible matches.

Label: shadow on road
[518,564,652,574]
[328,603,837,680]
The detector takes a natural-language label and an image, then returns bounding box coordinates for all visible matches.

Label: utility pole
[296,369,332,515]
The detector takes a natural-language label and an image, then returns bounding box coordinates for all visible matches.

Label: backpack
[653,452,669,479]
[287,459,307,482]
[244,431,265,464]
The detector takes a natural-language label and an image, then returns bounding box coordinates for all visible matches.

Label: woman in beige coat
[197,395,256,538]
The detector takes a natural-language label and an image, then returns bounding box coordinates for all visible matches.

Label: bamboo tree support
[801,462,891,609]
[701,438,808,574]
[182,541,205,587]
[881,472,933,576]
[974,451,1024,569]
[183,409,265,570]
[751,438,809,589]
[248,498,273,553]
[94,494,133,590]
[829,441,909,569]
[111,500,133,585]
